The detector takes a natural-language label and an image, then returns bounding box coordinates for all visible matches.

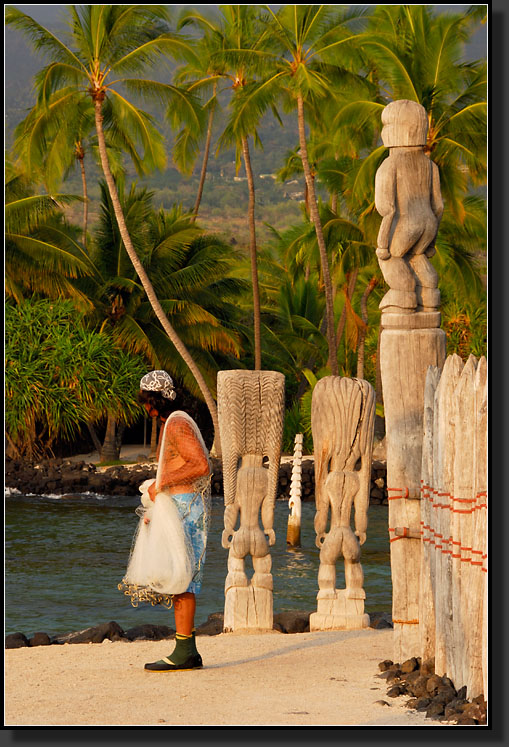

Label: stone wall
[5,456,388,505]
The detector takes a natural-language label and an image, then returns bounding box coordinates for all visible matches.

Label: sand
[4,628,446,727]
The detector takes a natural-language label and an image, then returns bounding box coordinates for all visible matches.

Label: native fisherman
[118,370,211,671]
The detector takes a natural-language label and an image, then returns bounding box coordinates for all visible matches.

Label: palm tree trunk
[242,135,262,370]
[336,269,359,346]
[93,97,222,456]
[86,421,103,457]
[149,416,158,458]
[331,151,339,214]
[77,146,88,247]
[5,430,20,458]
[297,95,338,376]
[356,277,377,379]
[102,414,120,462]
[193,88,216,220]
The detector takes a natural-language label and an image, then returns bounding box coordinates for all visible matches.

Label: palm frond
[106,88,167,172]
[5,7,87,70]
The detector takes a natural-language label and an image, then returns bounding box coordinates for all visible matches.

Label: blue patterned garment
[171,492,210,594]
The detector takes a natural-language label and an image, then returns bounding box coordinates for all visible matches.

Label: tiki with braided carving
[310,376,375,631]
[217,370,285,631]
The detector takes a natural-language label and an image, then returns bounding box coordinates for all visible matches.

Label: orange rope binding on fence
[387,487,409,500]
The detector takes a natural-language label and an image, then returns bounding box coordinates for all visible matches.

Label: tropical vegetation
[5,4,487,460]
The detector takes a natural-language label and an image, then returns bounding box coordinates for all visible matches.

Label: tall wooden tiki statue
[375,99,447,660]
[309,376,375,631]
[217,370,285,632]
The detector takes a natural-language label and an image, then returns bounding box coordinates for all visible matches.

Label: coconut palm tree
[13,88,149,246]
[332,4,487,220]
[225,4,369,375]
[85,182,246,379]
[72,181,247,457]
[4,5,227,450]
[179,5,278,371]
[5,155,94,304]
[172,19,225,219]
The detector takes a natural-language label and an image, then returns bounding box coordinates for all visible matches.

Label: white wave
[5,489,112,500]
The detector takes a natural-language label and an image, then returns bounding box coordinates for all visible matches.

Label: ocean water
[5,492,392,638]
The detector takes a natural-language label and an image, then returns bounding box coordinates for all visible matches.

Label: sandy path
[5,628,445,727]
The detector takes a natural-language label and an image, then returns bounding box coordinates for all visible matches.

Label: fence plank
[419,365,441,662]
[451,355,477,687]
[468,356,487,697]
[433,354,464,676]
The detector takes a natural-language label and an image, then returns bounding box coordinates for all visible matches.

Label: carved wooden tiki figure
[375,99,447,660]
[309,376,375,631]
[217,370,285,632]
[375,99,443,319]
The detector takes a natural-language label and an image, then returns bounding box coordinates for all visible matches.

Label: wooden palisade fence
[419,354,487,698]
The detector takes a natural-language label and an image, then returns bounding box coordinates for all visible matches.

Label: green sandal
[144,631,203,672]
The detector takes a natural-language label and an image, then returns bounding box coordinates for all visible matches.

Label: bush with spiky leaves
[5,298,147,459]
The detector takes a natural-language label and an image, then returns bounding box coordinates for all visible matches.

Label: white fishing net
[118,411,211,608]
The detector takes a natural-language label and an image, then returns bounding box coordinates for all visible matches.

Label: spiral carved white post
[287,433,303,547]
[309,376,375,631]
[217,370,285,632]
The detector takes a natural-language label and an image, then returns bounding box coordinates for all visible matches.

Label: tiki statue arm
[375,159,397,260]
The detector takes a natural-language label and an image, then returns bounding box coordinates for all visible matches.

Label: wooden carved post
[217,370,285,632]
[287,433,303,547]
[309,376,375,631]
[375,100,447,661]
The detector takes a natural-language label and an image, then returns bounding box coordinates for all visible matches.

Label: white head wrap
[140,370,177,400]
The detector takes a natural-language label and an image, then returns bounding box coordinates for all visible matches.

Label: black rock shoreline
[376,656,487,726]
[5,610,393,648]
[5,456,389,505]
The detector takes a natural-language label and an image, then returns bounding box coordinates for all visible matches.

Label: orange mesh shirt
[156,416,210,494]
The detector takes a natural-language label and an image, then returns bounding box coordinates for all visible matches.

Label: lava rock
[406,674,432,699]
[405,698,420,708]
[426,701,445,718]
[454,714,478,725]
[401,657,419,673]
[440,676,456,691]
[420,657,435,675]
[426,673,443,695]
[461,703,485,722]
[415,697,432,711]
[5,632,29,649]
[386,669,402,683]
[52,620,127,644]
[378,670,397,680]
[273,610,310,634]
[196,612,224,636]
[432,689,457,707]
[378,659,394,672]
[472,694,486,706]
[387,684,404,697]
[444,699,469,721]
[370,614,393,630]
[29,632,51,647]
[124,624,174,641]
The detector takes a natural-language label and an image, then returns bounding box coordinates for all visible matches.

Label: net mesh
[118,411,211,608]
